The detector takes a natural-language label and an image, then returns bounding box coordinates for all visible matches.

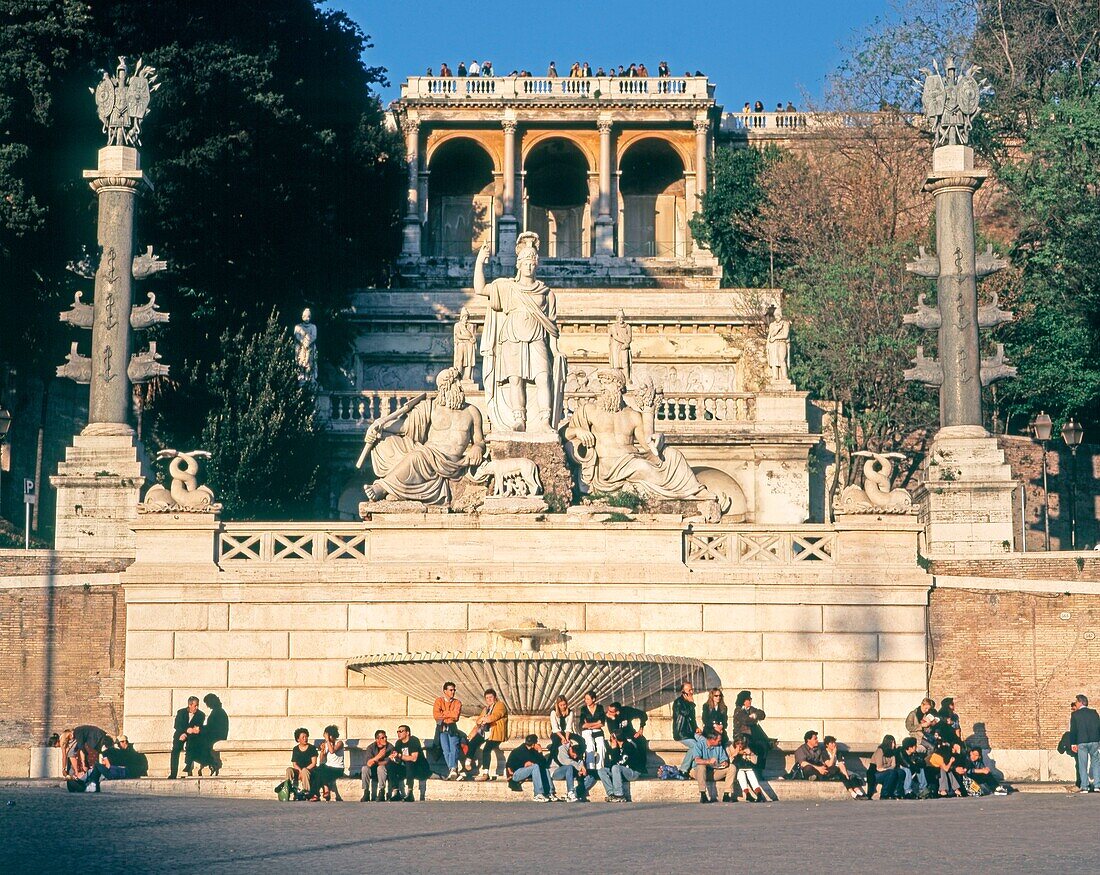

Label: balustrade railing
[218,523,368,564]
[323,389,757,431]
[402,76,712,101]
[721,111,916,134]
[684,528,837,566]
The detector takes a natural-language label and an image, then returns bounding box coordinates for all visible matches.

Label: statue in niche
[608,309,632,380]
[834,451,913,515]
[452,307,477,382]
[293,308,318,385]
[361,367,485,505]
[766,306,792,385]
[564,369,707,500]
[475,233,567,433]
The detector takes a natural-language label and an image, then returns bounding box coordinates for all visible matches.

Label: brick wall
[931,555,1100,581]
[0,584,126,745]
[929,588,1100,749]
[0,553,129,576]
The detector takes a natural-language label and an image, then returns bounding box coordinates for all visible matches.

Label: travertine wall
[118,515,930,749]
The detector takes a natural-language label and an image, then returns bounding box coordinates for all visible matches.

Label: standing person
[440,62,452,78]
[71,725,110,773]
[471,688,509,780]
[169,697,204,779]
[506,734,553,802]
[702,688,728,736]
[547,61,558,77]
[200,693,228,776]
[578,690,608,769]
[392,725,430,801]
[729,736,764,802]
[1069,694,1100,793]
[361,729,395,802]
[937,697,962,745]
[286,728,317,800]
[456,61,467,77]
[433,681,463,780]
[867,735,901,800]
[673,681,701,774]
[581,61,591,77]
[753,100,764,112]
[468,59,480,77]
[691,730,736,803]
[732,690,769,777]
[314,725,345,802]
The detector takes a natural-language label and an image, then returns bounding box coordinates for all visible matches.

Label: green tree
[190,313,323,519]
[689,146,779,287]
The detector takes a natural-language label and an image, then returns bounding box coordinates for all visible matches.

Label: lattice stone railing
[684,528,837,566]
[218,525,368,563]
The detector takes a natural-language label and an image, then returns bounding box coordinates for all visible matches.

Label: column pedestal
[498,216,518,272]
[913,426,1017,555]
[50,428,148,555]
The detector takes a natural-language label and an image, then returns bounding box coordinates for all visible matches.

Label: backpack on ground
[274,779,293,801]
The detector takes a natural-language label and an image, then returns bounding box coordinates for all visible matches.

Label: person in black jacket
[732,691,770,778]
[1069,694,1100,792]
[169,697,204,779]
[672,681,701,774]
[605,702,649,774]
[199,693,229,776]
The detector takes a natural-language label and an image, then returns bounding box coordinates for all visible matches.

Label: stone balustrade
[684,527,838,567]
[720,111,916,135]
[401,75,713,102]
[323,389,757,432]
[218,523,369,563]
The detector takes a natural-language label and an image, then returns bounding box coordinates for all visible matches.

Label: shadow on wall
[1003,436,1100,551]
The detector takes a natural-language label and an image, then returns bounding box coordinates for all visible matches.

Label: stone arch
[618,137,688,258]
[426,137,496,256]
[523,137,592,258]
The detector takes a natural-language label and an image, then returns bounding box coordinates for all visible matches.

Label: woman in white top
[549,696,574,756]
[315,724,345,801]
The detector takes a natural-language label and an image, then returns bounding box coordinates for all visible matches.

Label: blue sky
[338,0,895,108]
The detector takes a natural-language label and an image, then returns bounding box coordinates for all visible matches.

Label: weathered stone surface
[359,500,446,517]
[486,437,573,512]
[477,495,549,514]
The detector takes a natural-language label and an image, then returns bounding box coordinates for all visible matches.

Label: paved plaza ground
[2,786,1096,873]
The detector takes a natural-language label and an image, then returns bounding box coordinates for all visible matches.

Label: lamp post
[1061,418,1084,550]
[1032,411,1052,551]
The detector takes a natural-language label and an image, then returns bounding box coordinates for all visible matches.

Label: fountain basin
[347,651,706,720]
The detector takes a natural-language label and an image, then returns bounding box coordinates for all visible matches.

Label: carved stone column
[499,117,518,267]
[401,118,422,257]
[693,117,710,199]
[595,117,615,258]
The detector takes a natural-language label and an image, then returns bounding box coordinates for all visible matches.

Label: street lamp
[1032,411,1052,551]
[1061,418,1084,550]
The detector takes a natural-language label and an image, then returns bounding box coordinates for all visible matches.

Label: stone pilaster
[498,117,518,269]
[594,117,615,258]
[401,118,422,257]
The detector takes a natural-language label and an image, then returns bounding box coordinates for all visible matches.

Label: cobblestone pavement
[3,787,1096,874]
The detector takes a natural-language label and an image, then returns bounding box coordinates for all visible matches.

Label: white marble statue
[452,307,477,382]
[140,449,219,512]
[834,451,913,514]
[475,233,566,433]
[608,309,632,380]
[293,308,318,385]
[362,367,486,505]
[564,369,706,499]
[766,306,791,385]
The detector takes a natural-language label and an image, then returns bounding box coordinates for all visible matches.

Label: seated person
[598,733,640,802]
[578,690,608,770]
[604,701,649,775]
[286,728,317,799]
[468,688,508,780]
[691,729,737,803]
[313,724,345,802]
[106,735,145,778]
[867,735,902,800]
[548,697,575,759]
[551,733,587,801]
[928,742,963,797]
[506,734,553,802]
[729,735,764,802]
[905,698,937,750]
[731,691,770,778]
[391,725,430,802]
[361,729,396,801]
[896,736,929,798]
[961,745,999,795]
[793,730,828,779]
[821,735,867,798]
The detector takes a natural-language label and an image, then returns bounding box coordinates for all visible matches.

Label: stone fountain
[347,621,705,737]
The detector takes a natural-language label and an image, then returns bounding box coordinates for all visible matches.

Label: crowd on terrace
[427,60,702,78]
[51,683,1100,802]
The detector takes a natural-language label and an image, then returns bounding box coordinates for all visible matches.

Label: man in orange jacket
[433,682,463,780]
